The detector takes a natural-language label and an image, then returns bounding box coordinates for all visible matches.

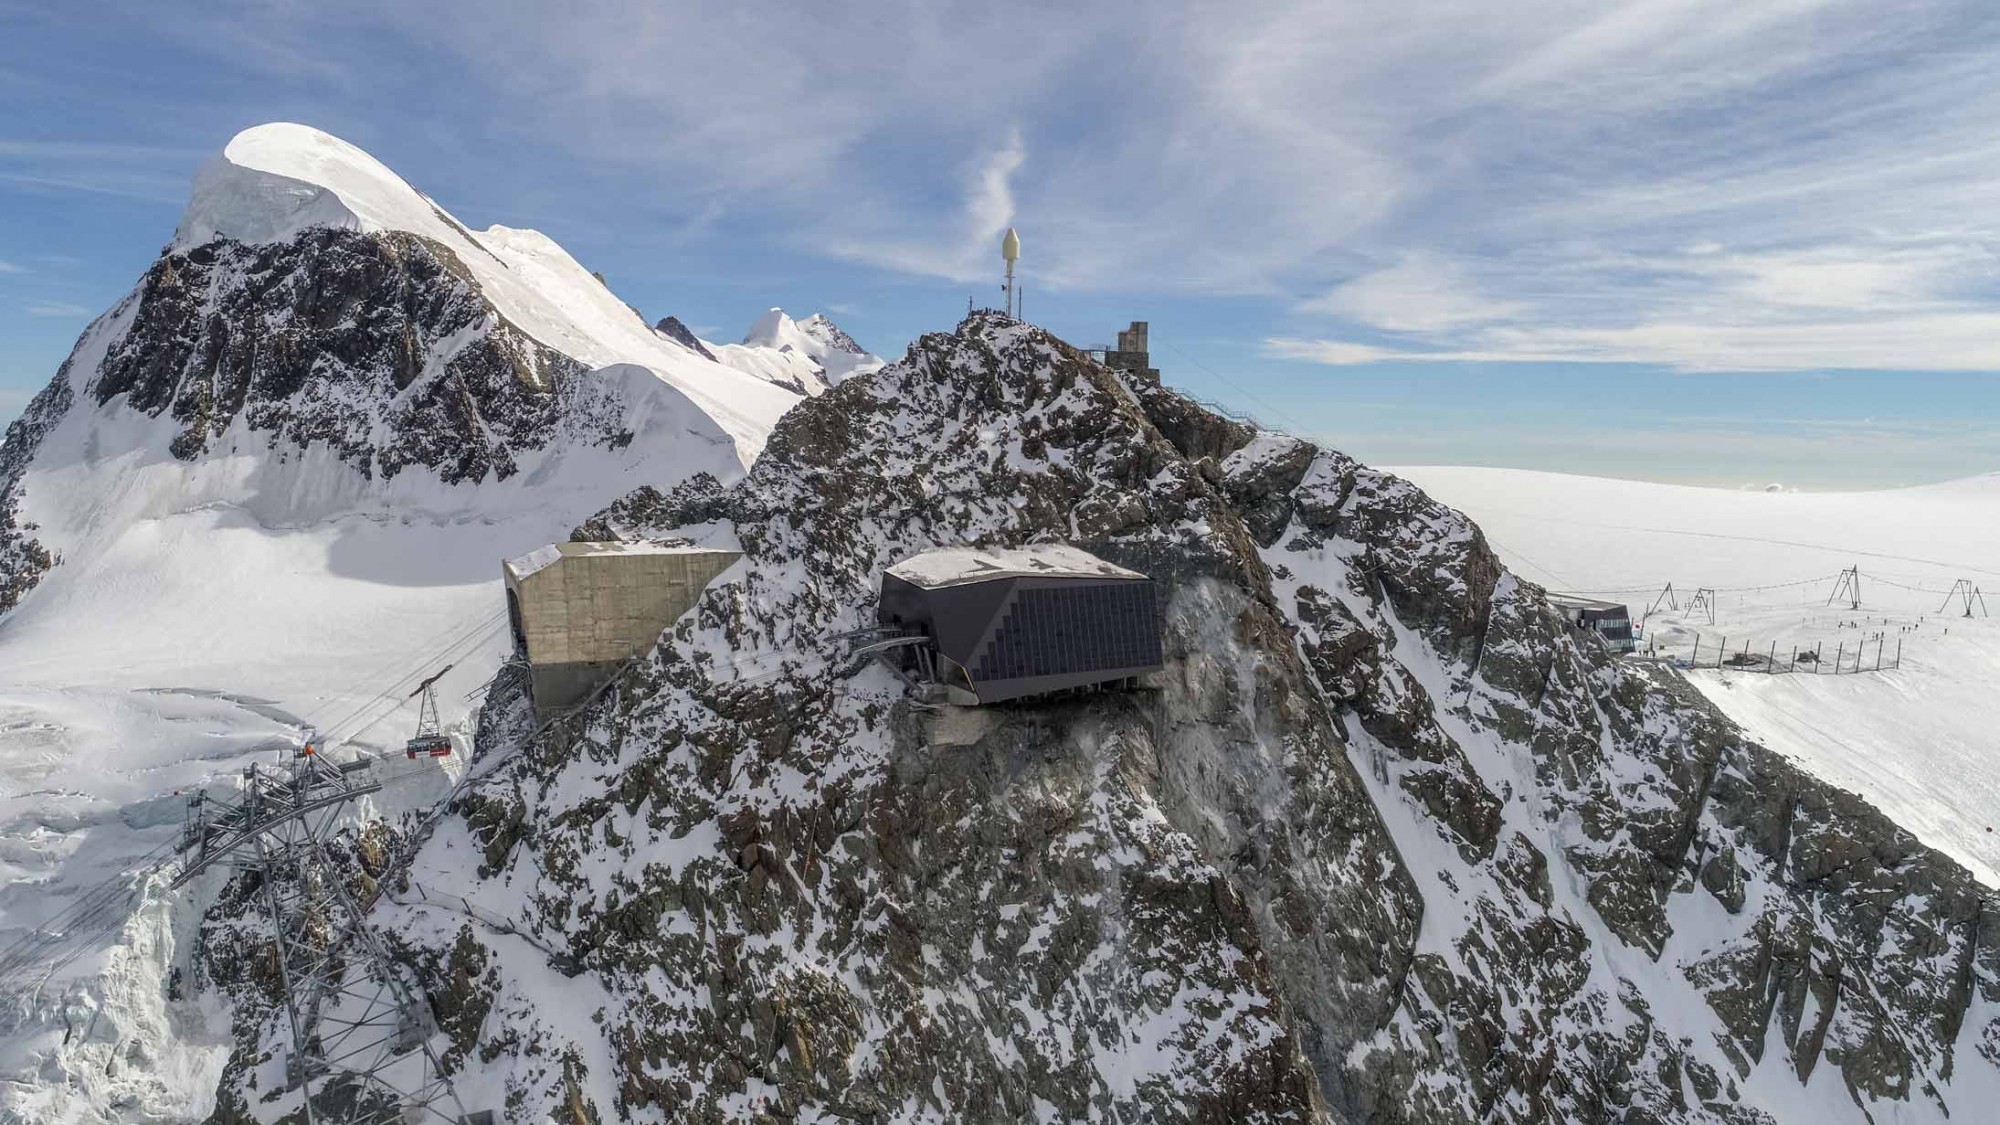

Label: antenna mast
[1000,227,1021,317]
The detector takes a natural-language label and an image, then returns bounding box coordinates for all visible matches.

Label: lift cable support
[172,747,476,1125]
[1645,582,1679,618]
[1940,579,1989,618]
[831,625,934,692]
[1685,587,1718,627]
[405,666,456,760]
[1827,566,1862,611]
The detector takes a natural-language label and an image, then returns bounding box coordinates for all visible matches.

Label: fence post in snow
[1690,636,1700,667]
[1835,641,1844,674]
[1719,636,1727,670]
[1875,638,1882,672]
[1896,637,1902,669]
[1768,640,1776,673]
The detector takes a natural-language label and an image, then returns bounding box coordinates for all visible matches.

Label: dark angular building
[877,545,1164,704]
[1549,594,1637,654]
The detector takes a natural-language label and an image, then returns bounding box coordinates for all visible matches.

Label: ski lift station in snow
[873,544,1165,705]
[503,540,741,715]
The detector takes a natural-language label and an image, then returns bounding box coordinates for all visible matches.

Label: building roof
[885,544,1146,590]
[1547,593,1630,613]
[503,539,738,582]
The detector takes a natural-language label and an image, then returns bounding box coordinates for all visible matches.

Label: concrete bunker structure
[503,541,741,714]
[1102,321,1159,382]
[876,544,1164,705]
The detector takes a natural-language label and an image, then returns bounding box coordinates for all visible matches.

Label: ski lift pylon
[405,665,456,759]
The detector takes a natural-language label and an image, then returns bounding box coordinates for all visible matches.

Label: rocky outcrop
[361,311,2000,1124]
[654,316,718,363]
[90,230,601,484]
[0,364,74,611]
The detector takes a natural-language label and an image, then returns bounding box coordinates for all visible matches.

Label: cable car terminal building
[875,545,1165,705]
[504,540,741,715]
[1548,594,1637,654]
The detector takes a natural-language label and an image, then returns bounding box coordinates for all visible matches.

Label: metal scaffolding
[174,749,474,1125]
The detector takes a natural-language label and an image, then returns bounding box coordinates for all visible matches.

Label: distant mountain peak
[740,307,803,350]
[710,307,884,392]
[797,312,867,356]
[653,315,718,362]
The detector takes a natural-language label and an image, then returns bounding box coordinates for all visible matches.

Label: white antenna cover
[1001,226,1021,263]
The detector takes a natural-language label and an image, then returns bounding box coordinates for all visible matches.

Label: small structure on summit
[503,541,741,715]
[1102,321,1159,382]
[873,544,1164,705]
[1549,594,1637,655]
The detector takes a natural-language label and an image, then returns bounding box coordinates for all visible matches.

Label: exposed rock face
[655,315,719,363]
[88,230,603,483]
[0,367,72,611]
[369,312,2000,1124]
[0,225,750,623]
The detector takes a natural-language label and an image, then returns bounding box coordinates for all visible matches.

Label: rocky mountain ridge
[320,311,2000,1124]
[0,124,832,625]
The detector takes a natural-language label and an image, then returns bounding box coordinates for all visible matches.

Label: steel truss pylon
[175,748,477,1124]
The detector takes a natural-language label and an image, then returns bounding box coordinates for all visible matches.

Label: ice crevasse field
[1397,466,2000,887]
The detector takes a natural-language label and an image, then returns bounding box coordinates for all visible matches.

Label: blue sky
[3,0,1998,488]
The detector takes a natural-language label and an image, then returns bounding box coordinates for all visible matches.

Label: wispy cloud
[24,301,90,318]
[828,128,1026,283]
[0,260,22,274]
[0,137,202,204]
[26,0,2000,374]
[1300,253,1523,332]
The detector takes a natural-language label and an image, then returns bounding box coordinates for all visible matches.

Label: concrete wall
[505,544,740,712]
[1106,322,1158,382]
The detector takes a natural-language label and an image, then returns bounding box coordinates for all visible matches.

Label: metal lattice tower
[174,746,474,1124]
[1645,582,1679,618]
[1685,586,1717,626]
[1939,579,1989,618]
[1827,566,1861,610]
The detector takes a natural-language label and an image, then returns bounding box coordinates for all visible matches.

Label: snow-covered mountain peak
[174,122,461,250]
[741,306,808,351]
[796,311,867,356]
[712,306,884,391]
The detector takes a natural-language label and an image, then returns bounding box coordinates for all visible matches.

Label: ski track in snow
[1396,465,2000,887]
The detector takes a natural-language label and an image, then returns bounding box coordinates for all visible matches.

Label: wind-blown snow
[1395,465,2000,886]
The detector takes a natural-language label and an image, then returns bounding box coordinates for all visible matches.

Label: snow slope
[1394,465,2000,885]
[0,123,812,1120]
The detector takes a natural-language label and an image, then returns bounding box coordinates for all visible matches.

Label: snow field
[1394,466,2000,886]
